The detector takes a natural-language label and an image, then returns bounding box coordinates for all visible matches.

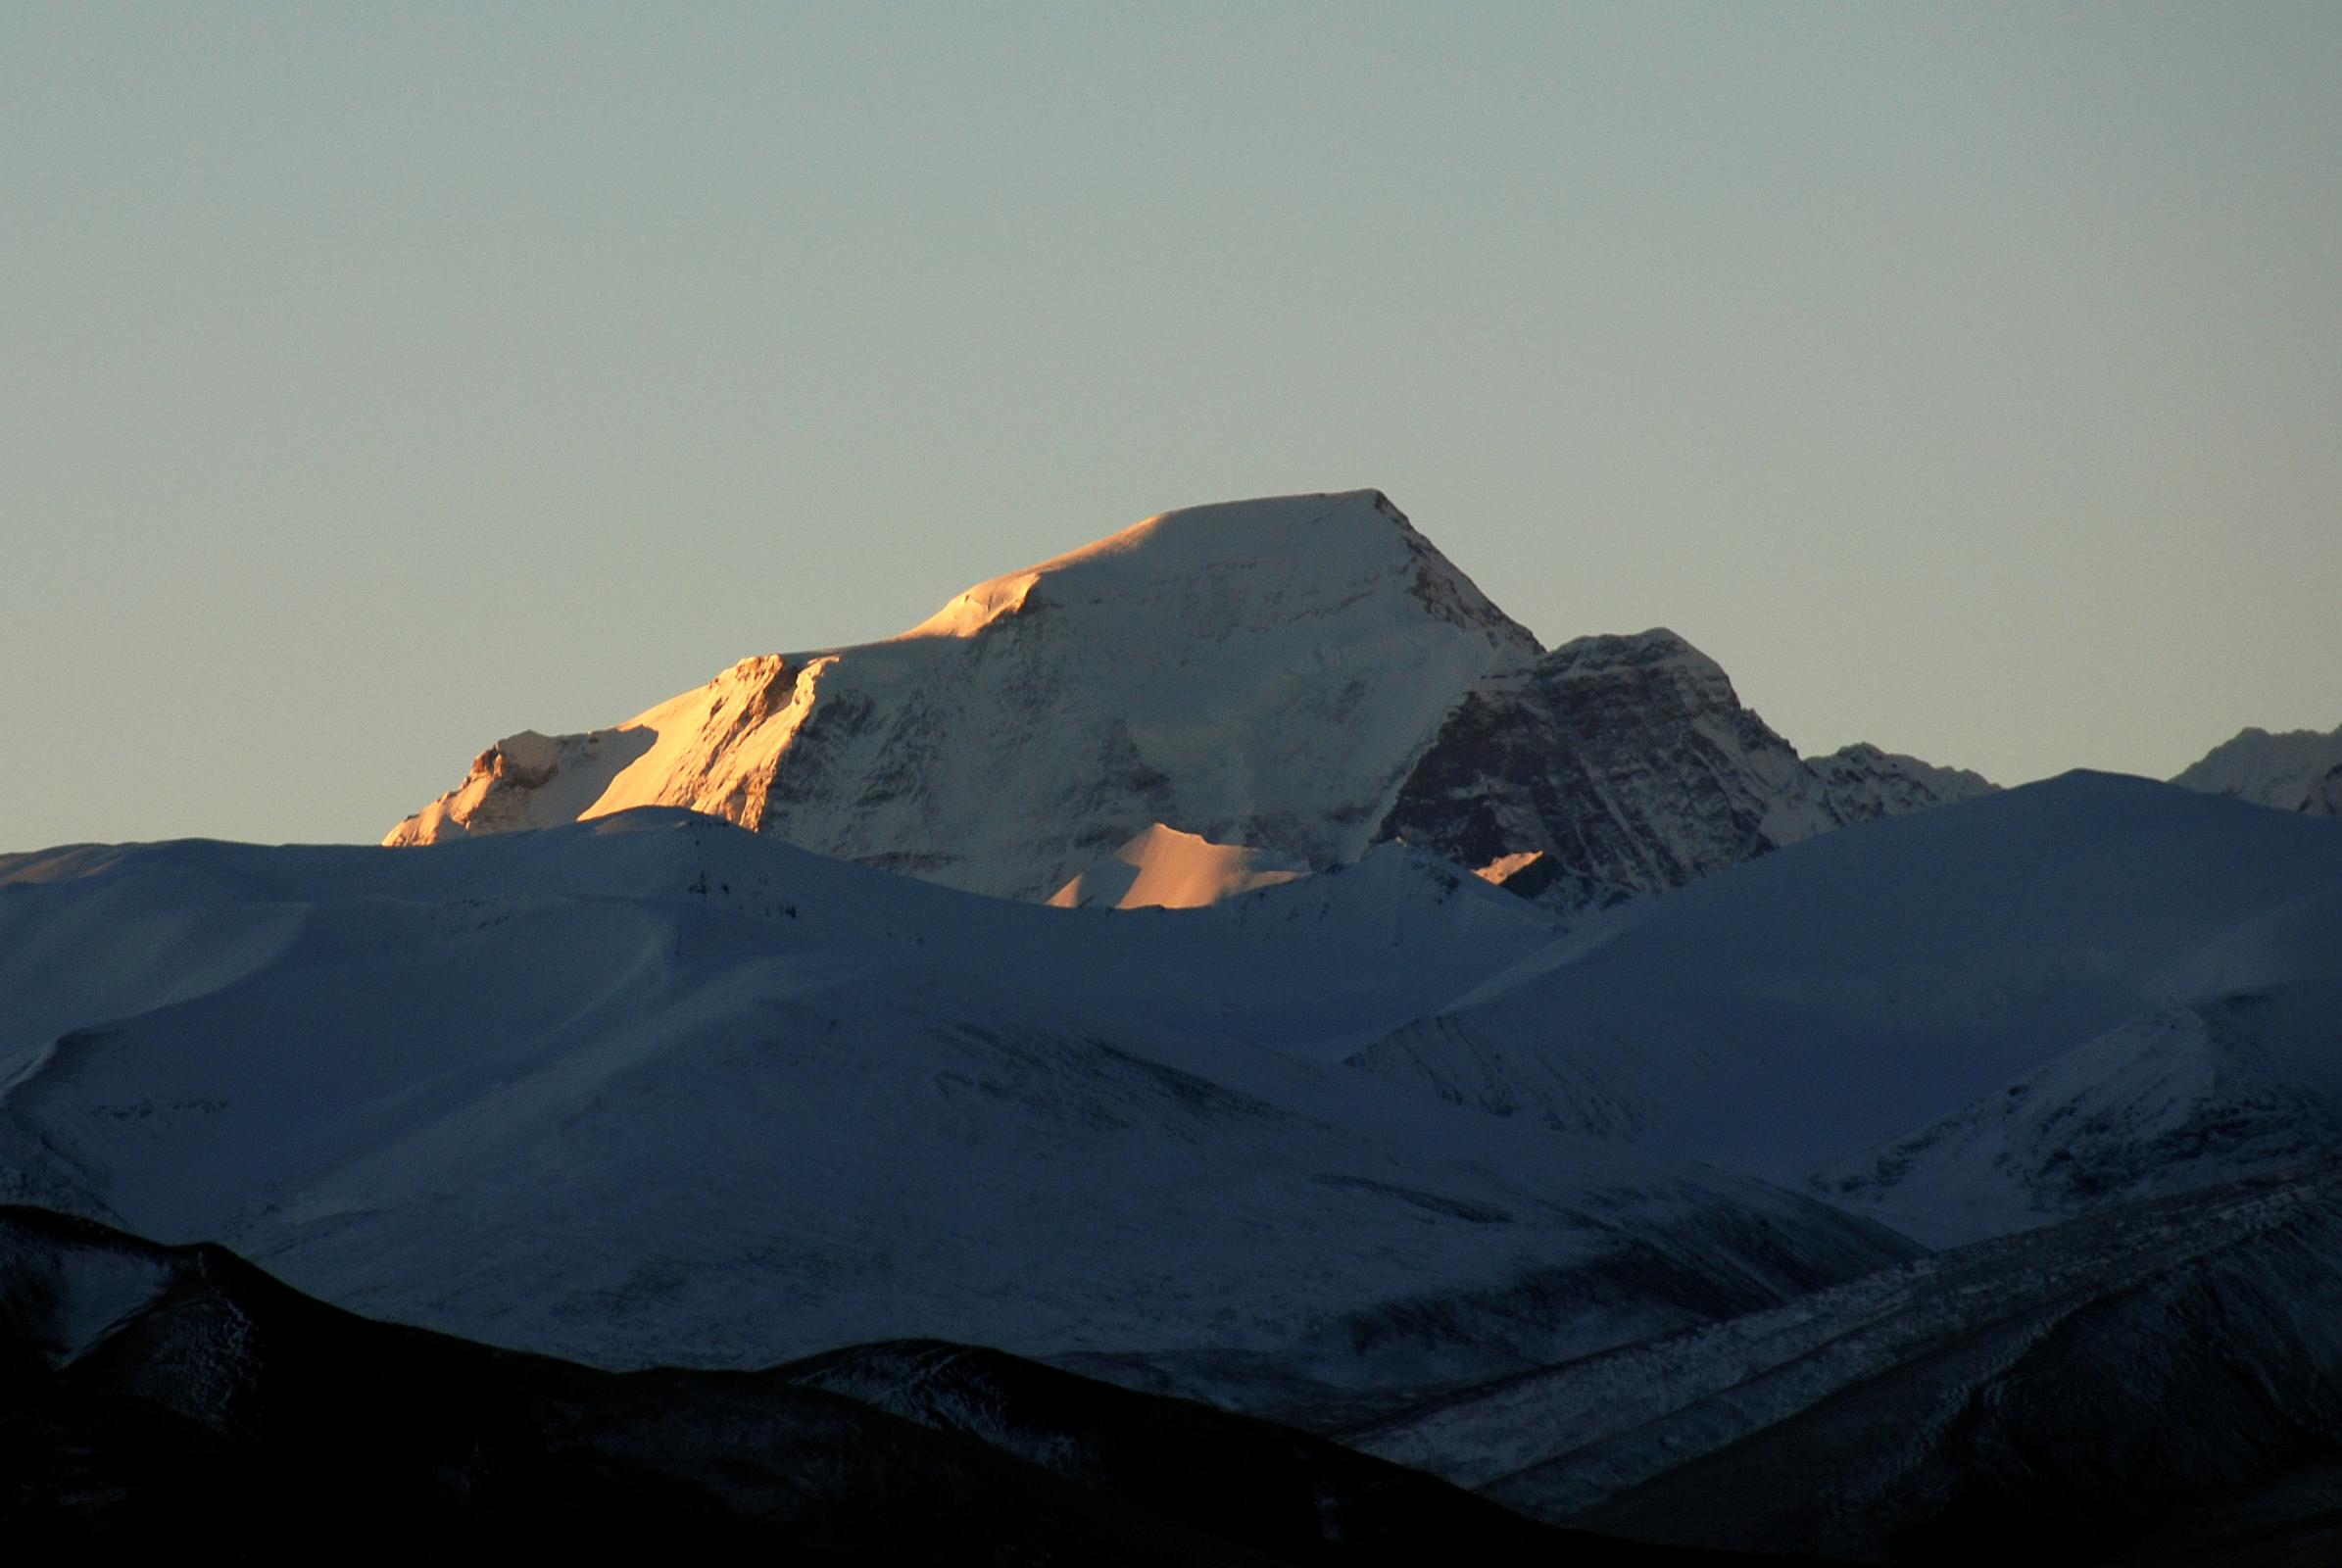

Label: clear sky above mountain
[5,3,2336,848]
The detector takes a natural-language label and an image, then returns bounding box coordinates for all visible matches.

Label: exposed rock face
[2173,722,2342,816]
[389,491,1987,903]
[1377,630,1994,894]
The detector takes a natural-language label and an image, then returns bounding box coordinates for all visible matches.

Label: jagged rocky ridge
[387,491,1988,900]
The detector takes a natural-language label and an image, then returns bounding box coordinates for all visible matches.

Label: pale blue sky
[6,3,2337,848]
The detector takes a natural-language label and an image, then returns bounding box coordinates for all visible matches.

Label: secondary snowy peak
[1804,741,1994,825]
[390,491,1542,898]
[2172,721,2342,815]
[1047,823,1307,910]
[1375,628,1991,894]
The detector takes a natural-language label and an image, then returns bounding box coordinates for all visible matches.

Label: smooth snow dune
[0,811,1908,1400]
[1354,772,2342,1222]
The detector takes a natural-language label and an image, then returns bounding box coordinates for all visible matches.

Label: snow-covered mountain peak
[898,489,1531,651]
[389,491,1546,898]
[897,569,1047,640]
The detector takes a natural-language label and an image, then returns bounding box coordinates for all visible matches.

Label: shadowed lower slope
[2,1204,1783,1564]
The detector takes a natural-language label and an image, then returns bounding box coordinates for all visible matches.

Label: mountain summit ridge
[389,490,1987,900]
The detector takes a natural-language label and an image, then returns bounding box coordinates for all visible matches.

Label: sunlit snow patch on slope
[1048,823,1308,909]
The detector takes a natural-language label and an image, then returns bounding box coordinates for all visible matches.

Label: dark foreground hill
[0,1204,1774,1565]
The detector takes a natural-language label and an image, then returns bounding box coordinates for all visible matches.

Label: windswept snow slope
[0,814,1910,1398]
[1354,773,2342,1237]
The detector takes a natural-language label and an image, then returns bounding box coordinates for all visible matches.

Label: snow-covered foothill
[1354,772,2342,1234]
[0,811,1909,1403]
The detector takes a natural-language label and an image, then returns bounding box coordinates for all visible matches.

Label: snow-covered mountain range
[387,491,1990,901]
[0,812,1911,1398]
[12,487,2340,1560]
[9,771,2341,1559]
